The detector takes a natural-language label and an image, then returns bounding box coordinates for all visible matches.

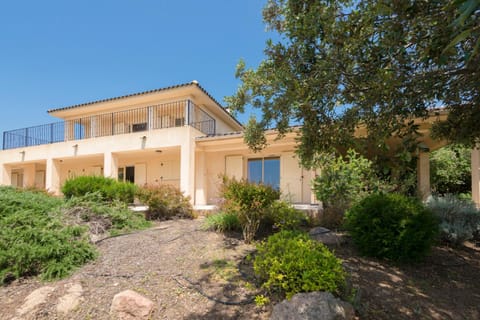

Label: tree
[225,0,480,170]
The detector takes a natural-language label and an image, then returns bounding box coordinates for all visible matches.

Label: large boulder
[110,290,155,320]
[309,227,345,246]
[271,291,355,320]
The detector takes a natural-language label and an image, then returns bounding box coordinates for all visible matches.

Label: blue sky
[0,0,270,142]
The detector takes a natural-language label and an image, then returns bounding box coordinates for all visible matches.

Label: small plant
[202,212,240,232]
[345,193,438,262]
[267,201,306,231]
[136,184,193,220]
[254,294,270,307]
[62,175,136,204]
[426,194,480,246]
[254,230,345,299]
[221,177,279,243]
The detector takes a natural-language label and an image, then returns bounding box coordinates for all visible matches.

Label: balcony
[2,100,216,150]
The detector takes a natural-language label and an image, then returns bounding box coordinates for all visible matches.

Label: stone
[270,291,355,320]
[309,227,345,245]
[56,283,83,314]
[16,286,56,316]
[110,289,155,320]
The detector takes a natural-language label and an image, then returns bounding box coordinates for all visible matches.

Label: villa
[1,81,480,208]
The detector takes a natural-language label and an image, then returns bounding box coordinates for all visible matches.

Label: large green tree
[226,0,480,169]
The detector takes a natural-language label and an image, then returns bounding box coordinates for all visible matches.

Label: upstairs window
[247,157,280,190]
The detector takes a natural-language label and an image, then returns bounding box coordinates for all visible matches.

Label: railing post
[25,128,29,147]
[50,123,54,143]
[3,131,5,150]
[186,100,191,125]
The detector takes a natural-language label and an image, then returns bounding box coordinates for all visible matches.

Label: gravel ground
[0,218,270,320]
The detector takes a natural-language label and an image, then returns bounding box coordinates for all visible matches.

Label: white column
[471,146,480,206]
[195,150,207,205]
[180,129,195,203]
[45,158,60,195]
[23,163,36,187]
[417,151,431,200]
[1,164,12,186]
[104,152,118,179]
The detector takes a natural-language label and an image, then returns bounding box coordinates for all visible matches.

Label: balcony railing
[3,100,216,150]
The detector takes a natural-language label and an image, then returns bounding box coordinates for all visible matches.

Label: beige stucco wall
[198,133,318,205]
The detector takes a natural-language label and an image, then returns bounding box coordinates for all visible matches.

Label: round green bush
[344,193,438,262]
[254,230,345,299]
[62,176,136,204]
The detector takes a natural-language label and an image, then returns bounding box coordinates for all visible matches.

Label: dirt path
[0,218,269,320]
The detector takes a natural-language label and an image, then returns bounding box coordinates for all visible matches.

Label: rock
[16,286,56,316]
[309,227,345,245]
[110,290,155,320]
[56,283,83,314]
[270,291,355,320]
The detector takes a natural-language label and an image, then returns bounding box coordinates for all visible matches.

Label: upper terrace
[3,99,215,150]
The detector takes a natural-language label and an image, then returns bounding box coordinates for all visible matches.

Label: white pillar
[45,158,60,195]
[195,150,207,205]
[417,151,431,200]
[23,163,36,187]
[180,129,195,203]
[471,146,480,206]
[104,152,118,179]
[1,164,12,186]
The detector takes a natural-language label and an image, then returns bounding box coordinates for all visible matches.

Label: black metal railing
[3,100,216,150]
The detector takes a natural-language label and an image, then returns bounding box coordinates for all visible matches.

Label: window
[132,122,147,132]
[248,157,280,190]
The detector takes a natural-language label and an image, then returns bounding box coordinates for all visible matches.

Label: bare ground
[1,218,480,320]
[0,218,269,320]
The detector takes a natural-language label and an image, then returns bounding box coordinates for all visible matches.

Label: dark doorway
[125,166,135,183]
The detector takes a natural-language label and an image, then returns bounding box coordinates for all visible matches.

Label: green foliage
[254,230,345,299]
[136,184,193,220]
[266,201,306,231]
[0,187,96,283]
[226,0,480,172]
[430,144,471,195]
[64,192,151,235]
[345,193,438,262]
[254,294,270,307]
[62,175,137,204]
[427,194,480,246]
[313,149,386,227]
[202,212,241,232]
[221,177,280,243]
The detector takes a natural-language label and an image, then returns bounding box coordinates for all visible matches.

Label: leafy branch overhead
[225,0,480,166]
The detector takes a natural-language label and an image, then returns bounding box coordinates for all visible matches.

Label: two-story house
[2,81,480,207]
[0,81,318,208]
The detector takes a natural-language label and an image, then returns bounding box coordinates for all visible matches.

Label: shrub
[202,212,240,232]
[63,192,151,236]
[345,193,438,262]
[430,144,471,195]
[426,194,480,246]
[0,187,96,283]
[254,230,345,299]
[136,184,193,220]
[62,175,136,204]
[266,201,306,231]
[221,177,279,243]
[313,149,385,227]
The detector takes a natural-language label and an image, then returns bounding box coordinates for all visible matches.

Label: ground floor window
[247,157,280,190]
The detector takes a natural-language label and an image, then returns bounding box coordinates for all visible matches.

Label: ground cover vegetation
[0,187,96,284]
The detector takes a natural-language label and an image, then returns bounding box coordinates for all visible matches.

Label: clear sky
[0,0,270,143]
